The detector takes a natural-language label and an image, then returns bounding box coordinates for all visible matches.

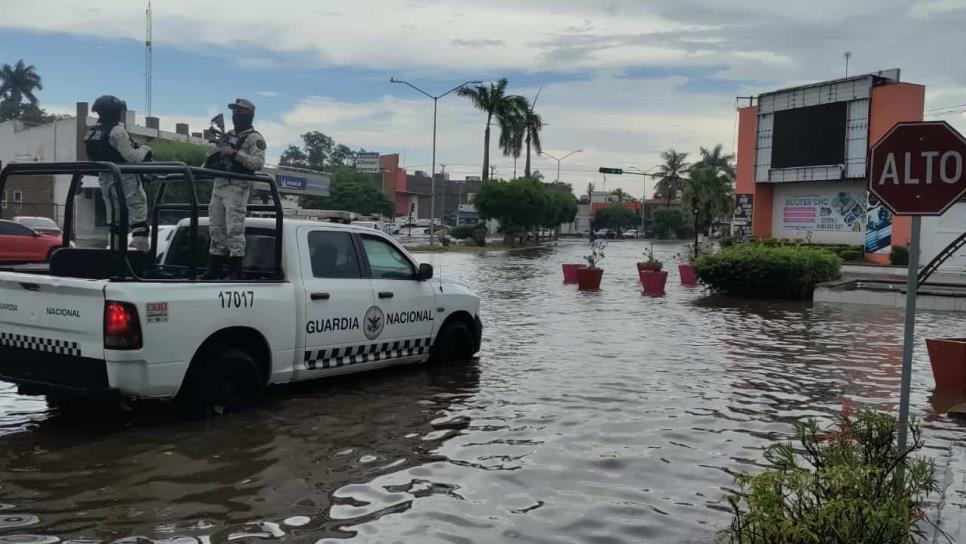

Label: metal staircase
[918,231,966,286]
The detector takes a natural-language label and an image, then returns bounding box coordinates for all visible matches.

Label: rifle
[202,114,232,170]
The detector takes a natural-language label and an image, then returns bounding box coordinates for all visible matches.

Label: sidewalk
[841,264,966,286]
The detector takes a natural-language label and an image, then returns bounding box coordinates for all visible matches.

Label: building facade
[734,69,933,264]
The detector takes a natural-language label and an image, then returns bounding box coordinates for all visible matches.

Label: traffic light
[691,196,699,216]
[598,167,623,175]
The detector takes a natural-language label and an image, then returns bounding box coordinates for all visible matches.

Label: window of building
[13,191,22,209]
[1,191,6,209]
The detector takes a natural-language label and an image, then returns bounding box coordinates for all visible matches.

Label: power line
[926,102,966,113]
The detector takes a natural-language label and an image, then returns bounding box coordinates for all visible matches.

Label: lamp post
[540,149,582,182]
[626,165,661,236]
[390,77,482,244]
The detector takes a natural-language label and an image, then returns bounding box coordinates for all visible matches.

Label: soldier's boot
[200,254,228,280]
[228,256,244,280]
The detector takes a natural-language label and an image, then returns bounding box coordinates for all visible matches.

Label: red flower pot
[639,270,668,296]
[576,266,603,290]
[679,264,697,286]
[926,338,966,394]
[562,263,582,284]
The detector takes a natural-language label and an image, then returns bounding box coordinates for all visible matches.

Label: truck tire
[176,347,265,419]
[429,321,475,365]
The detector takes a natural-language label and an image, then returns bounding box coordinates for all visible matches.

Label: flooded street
[2,239,966,543]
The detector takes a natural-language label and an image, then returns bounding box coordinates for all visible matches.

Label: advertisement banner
[274,170,331,196]
[781,191,865,232]
[733,194,753,241]
[864,192,892,254]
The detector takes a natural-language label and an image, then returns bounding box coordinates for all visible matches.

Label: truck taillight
[104,301,142,350]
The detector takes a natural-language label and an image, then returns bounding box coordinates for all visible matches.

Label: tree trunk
[524,132,532,178]
[482,113,492,181]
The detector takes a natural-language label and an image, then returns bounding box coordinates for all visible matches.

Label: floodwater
[1,240,966,543]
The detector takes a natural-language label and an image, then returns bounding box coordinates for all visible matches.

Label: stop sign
[869,121,966,215]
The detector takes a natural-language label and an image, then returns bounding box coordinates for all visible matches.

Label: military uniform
[85,122,152,251]
[201,98,266,280]
[207,125,266,258]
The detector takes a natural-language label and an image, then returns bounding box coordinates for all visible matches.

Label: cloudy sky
[1,0,965,196]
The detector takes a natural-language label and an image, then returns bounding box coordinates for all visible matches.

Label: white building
[0,102,209,246]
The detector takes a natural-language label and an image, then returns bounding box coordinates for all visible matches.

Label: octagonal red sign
[868,121,966,215]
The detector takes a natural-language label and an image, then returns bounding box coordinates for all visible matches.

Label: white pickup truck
[0,162,482,416]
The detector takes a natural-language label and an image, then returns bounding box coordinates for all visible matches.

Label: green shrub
[694,244,841,299]
[891,245,910,266]
[839,249,865,262]
[729,410,937,544]
[450,224,482,240]
[719,236,736,247]
[147,138,210,165]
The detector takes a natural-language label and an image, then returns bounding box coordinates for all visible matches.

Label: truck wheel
[177,347,265,419]
[429,321,475,365]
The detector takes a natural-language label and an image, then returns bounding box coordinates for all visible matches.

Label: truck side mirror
[417,263,433,281]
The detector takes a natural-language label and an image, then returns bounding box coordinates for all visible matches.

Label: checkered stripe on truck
[304,338,433,370]
[0,331,81,356]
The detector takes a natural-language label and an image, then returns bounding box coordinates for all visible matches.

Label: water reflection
[0,239,964,543]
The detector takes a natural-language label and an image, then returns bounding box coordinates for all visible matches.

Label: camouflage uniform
[86,124,152,251]
[207,127,266,258]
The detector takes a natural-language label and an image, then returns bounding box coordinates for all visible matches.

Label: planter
[636,262,662,272]
[679,264,698,286]
[576,266,604,290]
[639,269,668,296]
[926,338,966,394]
[562,263,582,284]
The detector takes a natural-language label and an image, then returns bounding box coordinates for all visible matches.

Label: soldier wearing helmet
[200,98,266,280]
[84,95,153,251]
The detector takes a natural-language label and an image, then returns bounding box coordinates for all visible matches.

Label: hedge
[694,244,841,299]
[891,245,909,266]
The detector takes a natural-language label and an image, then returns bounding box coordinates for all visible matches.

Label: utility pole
[490,165,497,179]
[843,51,852,78]
[145,0,153,117]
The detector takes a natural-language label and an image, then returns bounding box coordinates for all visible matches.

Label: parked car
[622,229,640,238]
[594,228,618,239]
[13,216,62,237]
[0,219,65,262]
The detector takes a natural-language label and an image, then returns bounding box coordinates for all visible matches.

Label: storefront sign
[864,193,892,254]
[733,194,753,241]
[781,191,865,232]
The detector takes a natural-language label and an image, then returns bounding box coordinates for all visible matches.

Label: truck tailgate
[0,273,109,391]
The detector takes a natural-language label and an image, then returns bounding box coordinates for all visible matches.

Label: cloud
[254,91,280,97]
[451,38,505,47]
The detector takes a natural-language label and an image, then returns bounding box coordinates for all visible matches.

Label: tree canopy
[301,167,394,216]
[592,204,639,231]
[279,131,356,171]
[0,60,67,124]
[472,177,577,237]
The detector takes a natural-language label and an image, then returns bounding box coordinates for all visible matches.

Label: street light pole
[540,149,583,182]
[390,77,482,244]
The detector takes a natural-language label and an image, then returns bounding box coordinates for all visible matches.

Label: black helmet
[92,95,127,116]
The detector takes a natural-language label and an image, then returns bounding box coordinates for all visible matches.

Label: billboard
[781,190,865,232]
[274,170,330,196]
[356,152,380,174]
[733,194,753,241]
[771,102,848,169]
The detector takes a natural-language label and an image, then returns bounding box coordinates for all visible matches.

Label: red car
[0,219,64,262]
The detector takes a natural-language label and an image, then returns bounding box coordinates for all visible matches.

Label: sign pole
[896,215,922,452]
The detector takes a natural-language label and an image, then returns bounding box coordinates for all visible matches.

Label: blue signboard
[274,170,330,196]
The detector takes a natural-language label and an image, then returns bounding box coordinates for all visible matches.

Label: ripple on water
[0,241,965,542]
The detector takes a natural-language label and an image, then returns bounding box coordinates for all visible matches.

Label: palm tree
[693,144,735,180]
[654,149,690,207]
[458,78,521,181]
[499,96,527,177]
[611,188,628,202]
[0,60,43,105]
[682,166,735,233]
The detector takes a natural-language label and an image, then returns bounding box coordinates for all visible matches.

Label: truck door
[298,227,374,374]
[357,232,437,354]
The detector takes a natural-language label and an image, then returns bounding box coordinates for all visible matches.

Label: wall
[770,180,867,245]
[867,82,925,262]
